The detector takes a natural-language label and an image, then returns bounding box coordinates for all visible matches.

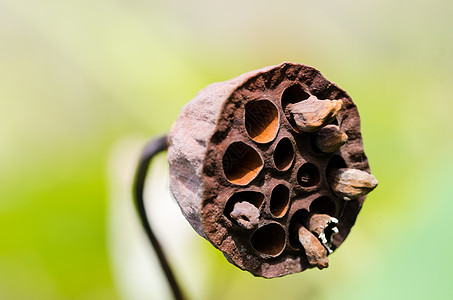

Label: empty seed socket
[270,184,290,218]
[297,163,320,187]
[245,100,279,143]
[250,223,287,257]
[310,196,337,216]
[273,137,295,171]
[222,141,263,185]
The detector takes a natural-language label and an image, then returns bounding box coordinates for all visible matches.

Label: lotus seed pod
[167,62,377,278]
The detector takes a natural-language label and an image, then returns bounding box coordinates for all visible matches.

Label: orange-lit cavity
[223,142,263,185]
[273,137,295,171]
[270,184,290,218]
[245,100,279,143]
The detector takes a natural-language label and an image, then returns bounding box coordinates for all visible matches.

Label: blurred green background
[1,0,452,299]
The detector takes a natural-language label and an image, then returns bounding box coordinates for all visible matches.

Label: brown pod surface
[167,62,373,278]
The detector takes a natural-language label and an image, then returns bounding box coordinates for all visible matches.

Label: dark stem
[133,135,185,300]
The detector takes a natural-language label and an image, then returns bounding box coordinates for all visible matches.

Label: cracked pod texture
[167,62,374,278]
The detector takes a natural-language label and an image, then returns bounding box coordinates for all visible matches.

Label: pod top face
[168,62,376,278]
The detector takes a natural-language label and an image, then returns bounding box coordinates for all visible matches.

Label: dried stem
[133,135,185,300]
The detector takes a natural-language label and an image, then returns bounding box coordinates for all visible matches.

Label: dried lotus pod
[167,62,378,278]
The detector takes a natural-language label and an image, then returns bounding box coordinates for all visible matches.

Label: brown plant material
[298,226,328,269]
[287,96,342,132]
[167,62,377,278]
[328,168,378,200]
[315,125,348,153]
[230,201,260,230]
[306,214,339,253]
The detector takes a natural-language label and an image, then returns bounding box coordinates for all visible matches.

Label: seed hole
[250,223,286,257]
[309,134,323,154]
[326,155,347,179]
[270,184,290,218]
[282,84,311,106]
[245,100,279,143]
[224,191,265,220]
[309,196,336,216]
[288,210,309,249]
[223,142,263,185]
[327,155,347,170]
[281,85,310,130]
[273,137,295,171]
[297,163,320,187]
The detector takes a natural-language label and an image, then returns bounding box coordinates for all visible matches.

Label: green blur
[1,0,452,299]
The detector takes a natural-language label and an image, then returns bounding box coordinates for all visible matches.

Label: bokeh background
[1,0,453,299]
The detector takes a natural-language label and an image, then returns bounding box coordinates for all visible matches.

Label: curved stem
[133,135,184,300]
